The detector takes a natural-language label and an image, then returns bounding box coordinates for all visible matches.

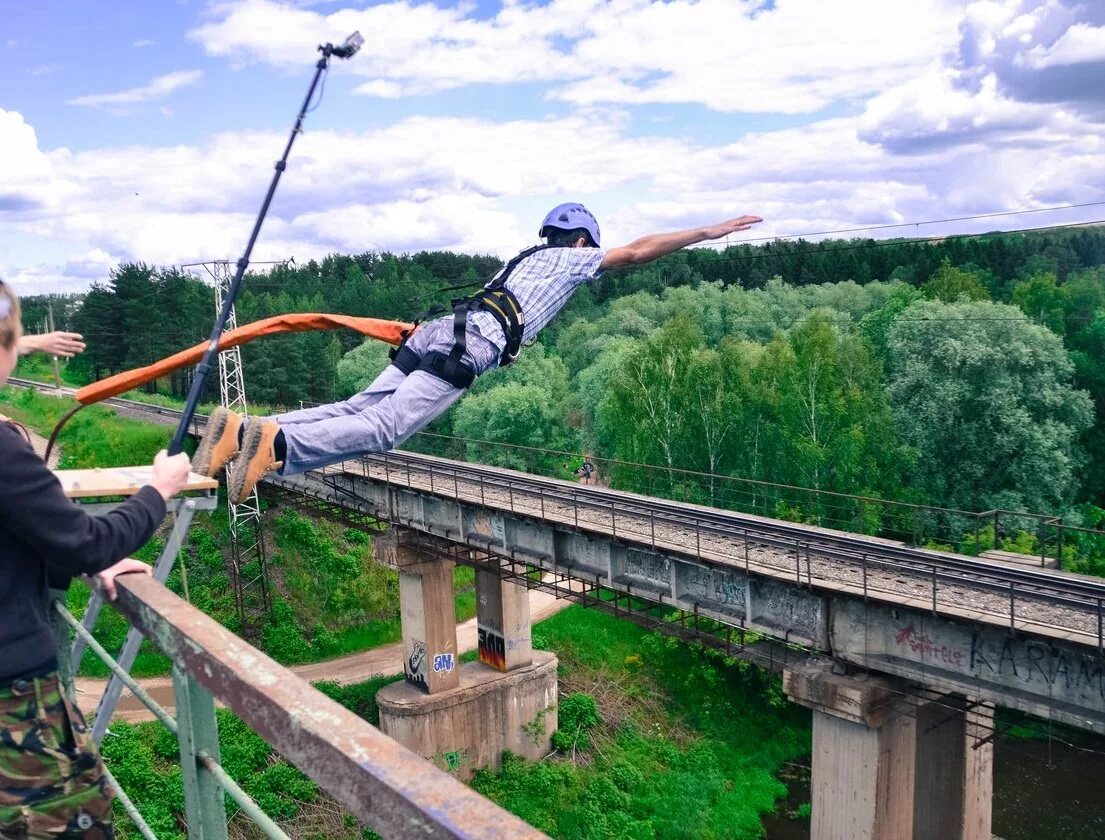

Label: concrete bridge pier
[785,663,993,840]
[475,566,533,670]
[375,530,558,780]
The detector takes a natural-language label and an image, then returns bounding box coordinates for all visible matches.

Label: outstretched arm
[18,331,86,357]
[601,215,762,270]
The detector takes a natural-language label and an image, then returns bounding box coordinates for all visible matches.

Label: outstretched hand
[702,215,763,240]
[19,331,87,358]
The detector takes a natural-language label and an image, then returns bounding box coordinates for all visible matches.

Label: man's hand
[18,331,87,358]
[701,215,763,241]
[96,558,152,601]
[150,449,193,501]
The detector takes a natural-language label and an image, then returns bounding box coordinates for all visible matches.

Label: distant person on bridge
[0,280,192,839]
[195,204,762,503]
[575,457,597,486]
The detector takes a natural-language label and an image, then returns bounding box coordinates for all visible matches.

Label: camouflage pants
[0,674,113,839]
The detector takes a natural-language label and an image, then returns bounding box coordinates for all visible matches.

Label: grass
[471,605,812,839]
[13,354,87,388]
[0,385,177,468]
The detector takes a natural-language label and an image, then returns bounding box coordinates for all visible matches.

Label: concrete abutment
[376,529,558,780]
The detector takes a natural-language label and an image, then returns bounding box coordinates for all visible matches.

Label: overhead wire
[176,215,1105,292]
[707,200,1105,246]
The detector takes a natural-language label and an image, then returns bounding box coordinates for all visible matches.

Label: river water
[762,729,1105,839]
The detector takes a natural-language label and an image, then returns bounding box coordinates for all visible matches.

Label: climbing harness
[389,245,551,388]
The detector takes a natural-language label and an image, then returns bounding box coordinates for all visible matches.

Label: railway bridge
[270,450,1105,840]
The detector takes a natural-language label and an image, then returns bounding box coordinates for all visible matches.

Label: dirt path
[74,582,577,724]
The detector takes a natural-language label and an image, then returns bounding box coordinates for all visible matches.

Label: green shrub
[552,693,601,753]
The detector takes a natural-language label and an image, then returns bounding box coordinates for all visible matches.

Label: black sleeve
[0,424,168,576]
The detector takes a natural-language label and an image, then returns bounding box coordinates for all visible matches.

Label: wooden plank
[53,466,217,498]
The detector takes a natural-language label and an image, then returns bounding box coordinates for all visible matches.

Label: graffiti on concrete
[467,511,505,546]
[895,625,965,668]
[969,633,1105,699]
[624,548,671,588]
[559,535,607,575]
[479,625,507,670]
[753,580,824,642]
[432,747,469,773]
[507,635,531,653]
[833,601,1105,728]
[433,652,455,674]
[676,562,747,618]
[406,639,427,687]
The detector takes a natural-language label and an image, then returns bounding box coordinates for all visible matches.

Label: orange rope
[75,313,413,405]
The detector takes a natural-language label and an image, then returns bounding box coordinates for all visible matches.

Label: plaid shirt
[467,246,605,353]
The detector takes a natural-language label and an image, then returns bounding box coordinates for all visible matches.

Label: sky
[2,0,1104,296]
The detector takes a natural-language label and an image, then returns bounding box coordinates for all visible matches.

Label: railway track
[360,449,1105,609]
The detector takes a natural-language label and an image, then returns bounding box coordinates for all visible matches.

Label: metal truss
[207,259,271,637]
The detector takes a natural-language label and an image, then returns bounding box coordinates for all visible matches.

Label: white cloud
[190,0,962,113]
[1023,23,1105,68]
[5,91,1103,297]
[0,110,67,213]
[6,1,1105,295]
[67,70,203,109]
[132,39,158,48]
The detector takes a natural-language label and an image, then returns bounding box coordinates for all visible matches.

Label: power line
[691,218,1105,259]
[204,216,1105,290]
[713,200,1105,246]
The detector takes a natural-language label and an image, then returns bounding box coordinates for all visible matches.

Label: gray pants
[273,318,502,474]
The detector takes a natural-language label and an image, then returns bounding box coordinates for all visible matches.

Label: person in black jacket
[0,280,191,839]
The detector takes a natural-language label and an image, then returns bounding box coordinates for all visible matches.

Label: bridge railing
[405,431,1105,571]
[51,574,546,840]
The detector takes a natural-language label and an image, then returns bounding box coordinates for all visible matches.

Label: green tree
[1012,271,1068,334]
[452,383,571,472]
[336,339,392,397]
[885,299,1093,512]
[756,313,903,495]
[921,259,989,303]
[452,344,575,472]
[601,318,702,470]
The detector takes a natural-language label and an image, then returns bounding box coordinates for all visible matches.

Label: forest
[19,225,1105,548]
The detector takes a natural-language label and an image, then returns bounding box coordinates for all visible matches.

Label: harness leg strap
[418,351,475,389]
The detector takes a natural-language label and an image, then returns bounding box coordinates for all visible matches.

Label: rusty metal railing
[52,574,546,839]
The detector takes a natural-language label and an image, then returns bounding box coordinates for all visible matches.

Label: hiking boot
[228,418,283,504]
[193,407,242,477]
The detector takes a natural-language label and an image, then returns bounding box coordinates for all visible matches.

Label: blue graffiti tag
[433,652,455,673]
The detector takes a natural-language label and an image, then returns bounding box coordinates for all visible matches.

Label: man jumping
[194,203,762,502]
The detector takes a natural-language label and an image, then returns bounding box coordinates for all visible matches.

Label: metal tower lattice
[209,259,271,637]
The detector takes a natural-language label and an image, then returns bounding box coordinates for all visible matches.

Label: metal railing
[51,574,546,840]
[295,450,1105,652]
[405,431,1105,572]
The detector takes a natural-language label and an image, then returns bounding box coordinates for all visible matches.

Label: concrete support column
[785,665,917,840]
[377,529,459,694]
[475,568,532,671]
[786,664,996,840]
[913,696,994,840]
